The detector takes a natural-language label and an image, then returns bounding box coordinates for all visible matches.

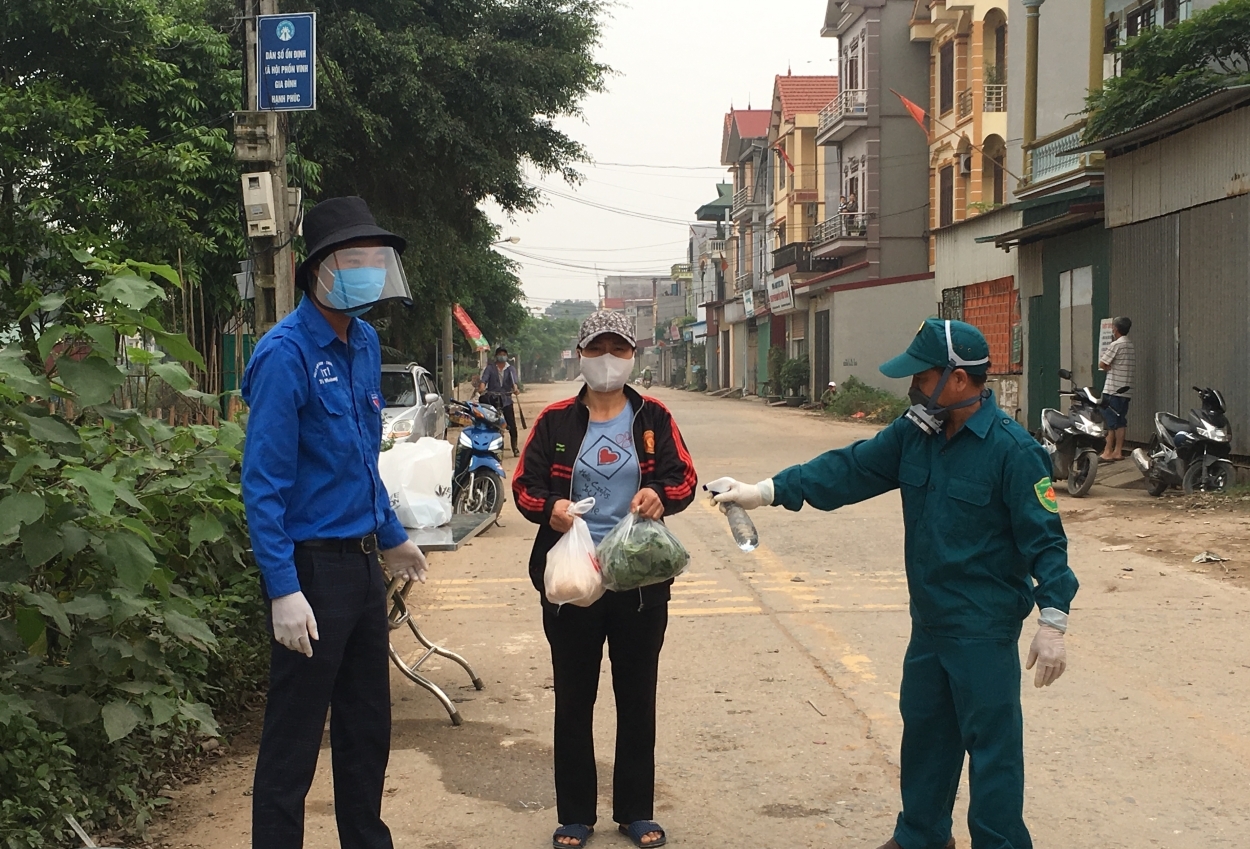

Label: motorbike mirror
[1058,369,1072,380]
[424,392,440,405]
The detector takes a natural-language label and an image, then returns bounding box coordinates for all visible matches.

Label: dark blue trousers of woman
[252,545,394,849]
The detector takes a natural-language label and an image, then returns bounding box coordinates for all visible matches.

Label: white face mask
[580,352,634,392]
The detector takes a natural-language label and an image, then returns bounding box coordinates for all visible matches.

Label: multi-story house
[765,74,840,378]
[911,0,1026,417]
[690,190,730,389]
[718,108,772,394]
[805,0,935,396]
[911,0,1009,236]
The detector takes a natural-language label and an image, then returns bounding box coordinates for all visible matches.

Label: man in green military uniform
[708,319,1077,849]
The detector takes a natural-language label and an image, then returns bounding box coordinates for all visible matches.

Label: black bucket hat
[296,196,406,290]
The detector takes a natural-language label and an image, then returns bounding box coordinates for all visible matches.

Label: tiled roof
[775,75,840,122]
[731,109,771,139]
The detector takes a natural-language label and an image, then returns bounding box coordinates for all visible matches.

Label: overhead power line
[528,182,693,226]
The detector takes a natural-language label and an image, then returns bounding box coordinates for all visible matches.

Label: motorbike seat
[1043,409,1073,431]
[1158,413,1189,437]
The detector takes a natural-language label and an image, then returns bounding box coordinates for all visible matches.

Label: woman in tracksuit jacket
[514,311,697,849]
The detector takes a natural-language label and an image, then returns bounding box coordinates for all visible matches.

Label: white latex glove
[706,476,774,511]
[271,591,319,658]
[382,539,428,584]
[1025,624,1066,688]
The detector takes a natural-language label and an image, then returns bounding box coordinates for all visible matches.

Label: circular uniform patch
[1034,477,1059,513]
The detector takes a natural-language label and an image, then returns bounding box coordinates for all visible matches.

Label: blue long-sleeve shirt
[771,393,1077,639]
[241,296,407,598]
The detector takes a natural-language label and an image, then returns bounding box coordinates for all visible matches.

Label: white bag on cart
[378,438,454,529]
[544,498,604,607]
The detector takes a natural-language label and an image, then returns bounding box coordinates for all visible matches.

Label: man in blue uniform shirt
[709,319,1077,849]
[242,196,429,849]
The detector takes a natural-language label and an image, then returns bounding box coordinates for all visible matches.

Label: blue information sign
[257,13,316,111]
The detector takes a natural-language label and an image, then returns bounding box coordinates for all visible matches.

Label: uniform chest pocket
[948,476,992,507]
[898,462,930,489]
[317,387,349,417]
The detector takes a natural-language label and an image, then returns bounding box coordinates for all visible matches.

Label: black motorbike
[1037,369,1107,497]
[1131,386,1233,496]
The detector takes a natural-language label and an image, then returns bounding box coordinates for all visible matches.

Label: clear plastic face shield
[904,321,990,435]
[308,242,412,317]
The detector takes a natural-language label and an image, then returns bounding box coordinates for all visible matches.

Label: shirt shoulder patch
[1034,477,1059,513]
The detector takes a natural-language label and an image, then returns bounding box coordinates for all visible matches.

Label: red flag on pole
[775,143,795,174]
[891,89,929,136]
[452,304,490,351]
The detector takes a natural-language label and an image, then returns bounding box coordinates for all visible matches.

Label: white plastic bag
[543,498,604,607]
[377,437,454,529]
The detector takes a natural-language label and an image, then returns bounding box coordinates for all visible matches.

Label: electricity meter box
[241,172,277,238]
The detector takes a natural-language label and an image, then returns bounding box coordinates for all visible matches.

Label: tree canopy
[0,0,243,360]
[502,314,581,381]
[298,0,609,362]
[1084,0,1250,140]
[0,0,609,372]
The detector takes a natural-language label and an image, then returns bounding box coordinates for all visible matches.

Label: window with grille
[1126,3,1155,37]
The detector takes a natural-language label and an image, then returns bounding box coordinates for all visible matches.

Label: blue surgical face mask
[325,266,387,314]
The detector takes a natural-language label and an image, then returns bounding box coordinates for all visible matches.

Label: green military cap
[880,318,991,378]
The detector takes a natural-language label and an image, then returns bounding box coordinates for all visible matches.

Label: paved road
[170,382,1250,849]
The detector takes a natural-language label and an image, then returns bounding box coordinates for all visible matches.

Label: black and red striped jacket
[513,385,698,608]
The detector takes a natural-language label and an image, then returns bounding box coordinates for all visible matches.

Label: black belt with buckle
[296,533,378,554]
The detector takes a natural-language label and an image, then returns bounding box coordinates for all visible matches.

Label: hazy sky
[485,1,838,312]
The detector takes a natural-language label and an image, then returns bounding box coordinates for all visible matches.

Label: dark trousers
[542,592,668,827]
[252,545,394,849]
[893,625,1031,849]
[501,403,518,451]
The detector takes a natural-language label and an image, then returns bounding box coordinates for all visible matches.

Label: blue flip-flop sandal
[619,820,666,847]
[552,823,593,848]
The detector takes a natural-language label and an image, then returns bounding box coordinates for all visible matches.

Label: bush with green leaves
[780,356,810,397]
[826,376,909,423]
[0,255,265,845]
[1084,0,1250,140]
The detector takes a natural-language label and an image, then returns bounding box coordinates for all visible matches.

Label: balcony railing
[817,89,868,136]
[670,263,692,281]
[734,270,755,293]
[1025,125,1086,185]
[704,239,727,257]
[811,214,868,245]
[957,88,973,121]
[772,242,839,274]
[983,84,1006,113]
[732,185,759,213]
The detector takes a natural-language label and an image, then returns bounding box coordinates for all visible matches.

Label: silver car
[380,363,447,442]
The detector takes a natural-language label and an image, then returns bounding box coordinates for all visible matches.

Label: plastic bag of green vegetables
[596,510,690,591]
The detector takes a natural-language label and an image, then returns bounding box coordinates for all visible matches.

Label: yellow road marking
[670,606,765,616]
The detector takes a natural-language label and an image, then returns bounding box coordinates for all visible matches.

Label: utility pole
[240,0,295,333]
[442,306,455,398]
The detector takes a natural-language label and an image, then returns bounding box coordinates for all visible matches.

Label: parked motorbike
[1037,368,1106,497]
[446,399,507,517]
[1131,386,1233,496]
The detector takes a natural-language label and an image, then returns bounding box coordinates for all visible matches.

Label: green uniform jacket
[772,394,1077,639]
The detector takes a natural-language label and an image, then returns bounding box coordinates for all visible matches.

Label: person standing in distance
[242,196,429,849]
[709,319,1078,849]
[1099,316,1134,462]
[514,310,698,849]
[480,345,521,456]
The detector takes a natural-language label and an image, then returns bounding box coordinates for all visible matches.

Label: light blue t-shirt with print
[571,405,639,545]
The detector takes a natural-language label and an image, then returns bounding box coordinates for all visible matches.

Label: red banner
[453,304,490,351]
